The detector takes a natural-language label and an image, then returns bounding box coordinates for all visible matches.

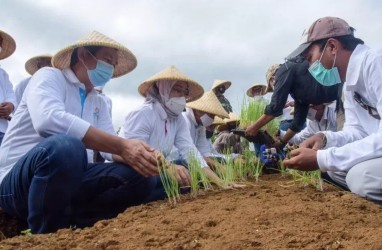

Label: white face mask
[307,108,317,121]
[165,96,186,116]
[200,114,214,127]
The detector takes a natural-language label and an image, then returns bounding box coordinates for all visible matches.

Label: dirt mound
[1,174,381,249]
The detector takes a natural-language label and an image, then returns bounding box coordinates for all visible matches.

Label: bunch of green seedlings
[186,152,212,197]
[239,96,280,135]
[280,144,323,191]
[156,153,180,205]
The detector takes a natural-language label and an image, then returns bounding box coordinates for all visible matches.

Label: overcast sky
[2,0,382,130]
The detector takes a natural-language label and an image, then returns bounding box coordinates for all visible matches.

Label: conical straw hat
[265,63,280,93]
[212,116,225,125]
[0,30,16,60]
[246,83,267,97]
[138,66,204,102]
[211,80,231,91]
[224,112,240,124]
[52,31,137,78]
[25,54,52,75]
[186,91,229,118]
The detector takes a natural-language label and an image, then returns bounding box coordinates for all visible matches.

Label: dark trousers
[0,135,156,233]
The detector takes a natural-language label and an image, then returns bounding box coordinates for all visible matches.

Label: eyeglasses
[353,92,381,120]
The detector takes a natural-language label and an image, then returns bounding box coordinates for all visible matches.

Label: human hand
[245,124,259,136]
[283,148,319,171]
[173,165,191,187]
[300,133,325,150]
[271,138,284,149]
[285,100,295,108]
[119,139,159,177]
[0,102,14,118]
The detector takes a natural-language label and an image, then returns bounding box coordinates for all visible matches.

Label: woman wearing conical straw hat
[14,54,53,105]
[184,91,246,189]
[0,29,17,146]
[0,31,159,234]
[121,65,205,201]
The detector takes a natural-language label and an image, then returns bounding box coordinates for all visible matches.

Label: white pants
[327,157,382,203]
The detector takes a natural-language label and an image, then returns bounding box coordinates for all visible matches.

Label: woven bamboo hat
[0,30,16,60]
[211,80,231,91]
[52,31,137,78]
[224,112,240,124]
[246,83,267,97]
[212,116,225,125]
[265,64,280,93]
[186,91,229,118]
[138,65,204,102]
[217,113,240,131]
[25,54,52,75]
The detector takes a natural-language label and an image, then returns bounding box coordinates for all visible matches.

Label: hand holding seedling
[173,165,191,187]
[119,139,159,177]
[283,148,319,171]
[299,133,325,150]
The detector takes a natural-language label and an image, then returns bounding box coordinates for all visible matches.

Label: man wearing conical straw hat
[213,112,243,154]
[14,54,53,105]
[211,79,233,113]
[246,83,268,102]
[0,31,159,234]
[0,29,17,146]
[184,91,245,188]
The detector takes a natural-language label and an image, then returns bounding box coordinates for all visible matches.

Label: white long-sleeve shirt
[281,102,337,145]
[182,108,212,157]
[14,77,31,105]
[0,67,17,134]
[121,102,208,167]
[317,45,382,172]
[0,67,114,183]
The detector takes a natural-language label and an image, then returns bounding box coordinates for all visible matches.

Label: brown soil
[0,174,382,249]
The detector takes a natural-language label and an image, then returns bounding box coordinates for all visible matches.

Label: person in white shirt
[0,31,160,234]
[183,91,245,189]
[0,30,17,145]
[284,16,382,202]
[14,54,52,105]
[280,102,337,145]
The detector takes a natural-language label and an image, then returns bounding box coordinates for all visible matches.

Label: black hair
[70,46,103,67]
[313,28,364,52]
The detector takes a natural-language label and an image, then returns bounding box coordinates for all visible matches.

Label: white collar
[62,68,96,95]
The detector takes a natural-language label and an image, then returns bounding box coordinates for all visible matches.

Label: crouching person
[0,31,158,234]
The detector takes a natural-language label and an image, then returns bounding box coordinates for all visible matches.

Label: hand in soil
[283,148,319,171]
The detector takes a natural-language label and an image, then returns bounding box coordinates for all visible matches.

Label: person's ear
[327,38,339,55]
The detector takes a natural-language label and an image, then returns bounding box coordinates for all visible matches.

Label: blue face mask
[84,51,114,87]
[308,42,341,86]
